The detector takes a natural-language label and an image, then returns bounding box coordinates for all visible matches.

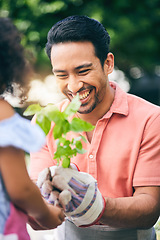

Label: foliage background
[0,0,160,104]
[1,2,160,238]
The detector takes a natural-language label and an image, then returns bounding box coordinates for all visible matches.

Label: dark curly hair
[46,15,110,67]
[0,17,31,101]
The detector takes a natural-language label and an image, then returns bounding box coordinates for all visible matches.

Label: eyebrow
[52,69,66,73]
[75,63,92,70]
[53,63,93,73]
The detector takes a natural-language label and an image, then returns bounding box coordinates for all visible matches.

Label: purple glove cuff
[68,177,89,195]
[65,177,98,217]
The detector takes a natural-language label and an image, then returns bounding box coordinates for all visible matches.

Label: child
[0,17,64,239]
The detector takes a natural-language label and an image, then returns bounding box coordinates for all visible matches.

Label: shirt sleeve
[133,113,160,186]
[0,113,46,153]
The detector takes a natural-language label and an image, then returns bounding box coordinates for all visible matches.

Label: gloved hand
[52,166,106,227]
[36,166,60,205]
[37,165,106,227]
[36,164,77,205]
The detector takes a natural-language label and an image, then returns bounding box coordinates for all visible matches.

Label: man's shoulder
[128,93,160,111]
[127,93,160,121]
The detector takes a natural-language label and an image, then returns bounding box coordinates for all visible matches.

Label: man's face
[51,41,109,114]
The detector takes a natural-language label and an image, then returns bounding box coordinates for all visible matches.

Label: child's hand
[29,205,65,230]
[28,215,48,230]
[46,204,65,228]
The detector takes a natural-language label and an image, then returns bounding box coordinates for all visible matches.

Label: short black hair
[46,15,110,66]
[0,17,30,98]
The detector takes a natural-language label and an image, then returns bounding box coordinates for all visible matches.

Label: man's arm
[101,186,160,229]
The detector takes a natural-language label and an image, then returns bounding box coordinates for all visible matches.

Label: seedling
[24,94,94,168]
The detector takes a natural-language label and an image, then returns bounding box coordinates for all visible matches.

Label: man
[30,15,160,240]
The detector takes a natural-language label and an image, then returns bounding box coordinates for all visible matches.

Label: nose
[67,75,83,94]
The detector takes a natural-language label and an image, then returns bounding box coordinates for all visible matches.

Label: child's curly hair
[0,17,31,102]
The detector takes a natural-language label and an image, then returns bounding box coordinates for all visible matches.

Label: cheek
[56,79,66,91]
[90,72,106,89]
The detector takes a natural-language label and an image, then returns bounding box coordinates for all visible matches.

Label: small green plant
[24,94,94,168]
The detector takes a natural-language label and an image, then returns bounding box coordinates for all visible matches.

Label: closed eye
[52,68,68,79]
[78,69,91,75]
[54,73,68,79]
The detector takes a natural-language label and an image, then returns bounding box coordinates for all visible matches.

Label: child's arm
[0,146,65,229]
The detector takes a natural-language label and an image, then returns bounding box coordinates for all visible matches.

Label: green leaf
[53,119,70,139]
[80,135,87,143]
[36,114,51,135]
[75,140,82,150]
[42,105,65,124]
[23,95,94,168]
[62,120,70,134]
[70,118,95,132]
[58,137,67,145]
[76,148,86,154]
[64,94,81,116]
[62,157,70,168]
[73,135,87,143]
[53,124,63,139]
[23,104,42,116]
[62,139,71,147]
[54,145,65,159]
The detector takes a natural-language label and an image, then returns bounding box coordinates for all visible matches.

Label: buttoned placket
[87,116,111,180]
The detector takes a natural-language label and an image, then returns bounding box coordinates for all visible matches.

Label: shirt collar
[103,81,129,118]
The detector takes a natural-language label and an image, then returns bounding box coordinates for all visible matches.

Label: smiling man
[30,16,160,240]
[51,41,114,119]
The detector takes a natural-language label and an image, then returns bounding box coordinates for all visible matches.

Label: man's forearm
[101,189,160,229]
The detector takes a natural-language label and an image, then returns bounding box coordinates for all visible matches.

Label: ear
[104,52,114,74]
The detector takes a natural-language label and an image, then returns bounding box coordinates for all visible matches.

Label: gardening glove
[52,166,106,227]
[36,164,77,205]
[36,166,60,205]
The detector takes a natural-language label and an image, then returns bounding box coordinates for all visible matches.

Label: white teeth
[79,91,90,100]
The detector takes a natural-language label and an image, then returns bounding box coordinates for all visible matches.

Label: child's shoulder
[0,99,15,121]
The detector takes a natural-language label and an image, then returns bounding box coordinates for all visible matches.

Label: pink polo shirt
[30,82,160,198]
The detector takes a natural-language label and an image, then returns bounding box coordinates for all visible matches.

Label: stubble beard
[78,94,100,114]
[64,84,105,114]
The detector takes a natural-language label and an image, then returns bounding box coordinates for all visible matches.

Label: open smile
[68,89,92,102]
[79,90,91,100]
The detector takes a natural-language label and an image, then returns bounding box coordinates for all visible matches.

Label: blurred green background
[1,2,160,238]
[0,0,160,104]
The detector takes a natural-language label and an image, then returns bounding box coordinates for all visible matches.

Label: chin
[78,102,97,114]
